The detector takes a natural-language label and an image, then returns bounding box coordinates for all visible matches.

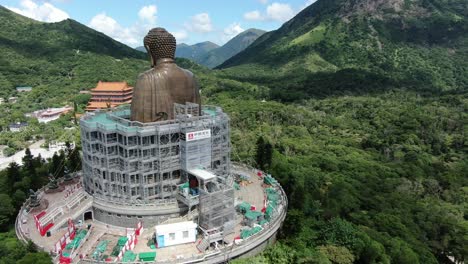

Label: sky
[1,0,317,47]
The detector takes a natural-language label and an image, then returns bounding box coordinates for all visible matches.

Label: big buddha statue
[131,28,201,122]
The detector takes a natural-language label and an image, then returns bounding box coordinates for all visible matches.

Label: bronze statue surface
[131,28,201,122]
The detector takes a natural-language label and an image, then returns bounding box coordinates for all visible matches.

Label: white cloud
[172,30,188,42]
[223,22,244,42]
[88,12,140,46]
[87,4,160,47]
[138,5,157,24]
[258,0,268,4]
[244,10,263,21]
[186,13,213,33]
[266,2,294,22]
[6,0,69,22]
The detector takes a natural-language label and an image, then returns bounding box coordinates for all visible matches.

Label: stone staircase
[196,238,210,252]
[50,194,93,233]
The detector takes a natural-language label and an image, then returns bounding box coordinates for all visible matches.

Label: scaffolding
[80,103,231,206]
[198,176,236,240]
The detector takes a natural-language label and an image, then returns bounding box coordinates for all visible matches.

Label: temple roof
[86,102,121,110]
[92,81,133,92]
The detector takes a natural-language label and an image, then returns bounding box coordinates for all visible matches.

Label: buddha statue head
[144,27,176,67]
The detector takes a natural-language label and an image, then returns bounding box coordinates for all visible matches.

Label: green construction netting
[251,226,263,234]
[267,192,279,202]
[65,229,87,249]
[179,182,189,190]
[245,210,262,220]
[234,182,240,190]
[118,236,128,246]
[265,205,274,219]
[123,251,137,262]
[264,176,277,185]
[259,219,269,225]
[111,244,123,256]
[240,229,252,239]
[92,240,110,259]
[238,202,251,213]
[139,251,156,261]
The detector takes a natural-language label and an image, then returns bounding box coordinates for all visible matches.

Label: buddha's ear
[145,45,155,67]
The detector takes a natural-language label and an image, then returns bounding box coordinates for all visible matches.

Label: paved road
[0,140,66,169]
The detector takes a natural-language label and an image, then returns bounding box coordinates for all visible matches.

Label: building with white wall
[155,221,197,248]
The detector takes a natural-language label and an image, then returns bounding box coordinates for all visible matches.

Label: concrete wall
[92,207,182,228]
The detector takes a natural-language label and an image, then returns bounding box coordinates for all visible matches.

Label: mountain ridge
[218,0,467,98]
[161,28,265,68]
[198,28,266,68]
[0,5,148,104]
[175,41,220,60]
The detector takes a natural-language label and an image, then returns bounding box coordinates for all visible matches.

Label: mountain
[0,5,148,105]
[175,41,219,60]
[219,0,467,99]
[169,29,265,68]
[198,28,266,68]
[135,46,146,52]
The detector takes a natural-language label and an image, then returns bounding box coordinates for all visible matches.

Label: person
[131,28,201,122]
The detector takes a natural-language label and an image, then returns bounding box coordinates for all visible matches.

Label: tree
[17,252,52,264]
[12,189,26,210]
[0,194,15,230]
[256,136,265,170]
[22,148,39,189]
[5,163,20,194]
[22,148,34,172]
[255,136,274,171]
[318,245,355,264]
[49,151,65,178]
[66,142,81,173]
[264,142,273,171]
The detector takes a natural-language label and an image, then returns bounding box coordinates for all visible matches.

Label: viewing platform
[15,164,287,263]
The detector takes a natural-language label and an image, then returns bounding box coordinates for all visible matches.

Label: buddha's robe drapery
[131,58,201,122]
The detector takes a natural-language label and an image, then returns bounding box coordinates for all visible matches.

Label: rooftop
[92,81,132,92]
[188,168,216,181]
[155,221,198,233]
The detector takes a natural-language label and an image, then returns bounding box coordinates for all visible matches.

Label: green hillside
[219,0,467,99]
[198,28,266,68]
[175,41,220,61]
[0,6,147,106]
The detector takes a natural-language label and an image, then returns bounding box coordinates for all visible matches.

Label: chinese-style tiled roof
[86,101,131,111]
[92,81,133,92]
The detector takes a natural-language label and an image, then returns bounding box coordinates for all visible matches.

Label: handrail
[78,171,288,264]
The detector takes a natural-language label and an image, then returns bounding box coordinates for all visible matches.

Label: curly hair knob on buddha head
[144,27,176,60]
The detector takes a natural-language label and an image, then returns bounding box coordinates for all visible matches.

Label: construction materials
[123,251,137,262]
[237,202,251,214]
[66,229,87,249]
[244,210,262,221]
[92,240,109,260]
[118,236,128,246]
[139,251,157,262]
[263,176,277,185]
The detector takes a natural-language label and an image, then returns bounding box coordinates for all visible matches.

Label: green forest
[0,144,80,264]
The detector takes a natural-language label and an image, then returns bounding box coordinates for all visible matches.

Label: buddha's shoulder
[137,69,162,80]
[175,66,194,78]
